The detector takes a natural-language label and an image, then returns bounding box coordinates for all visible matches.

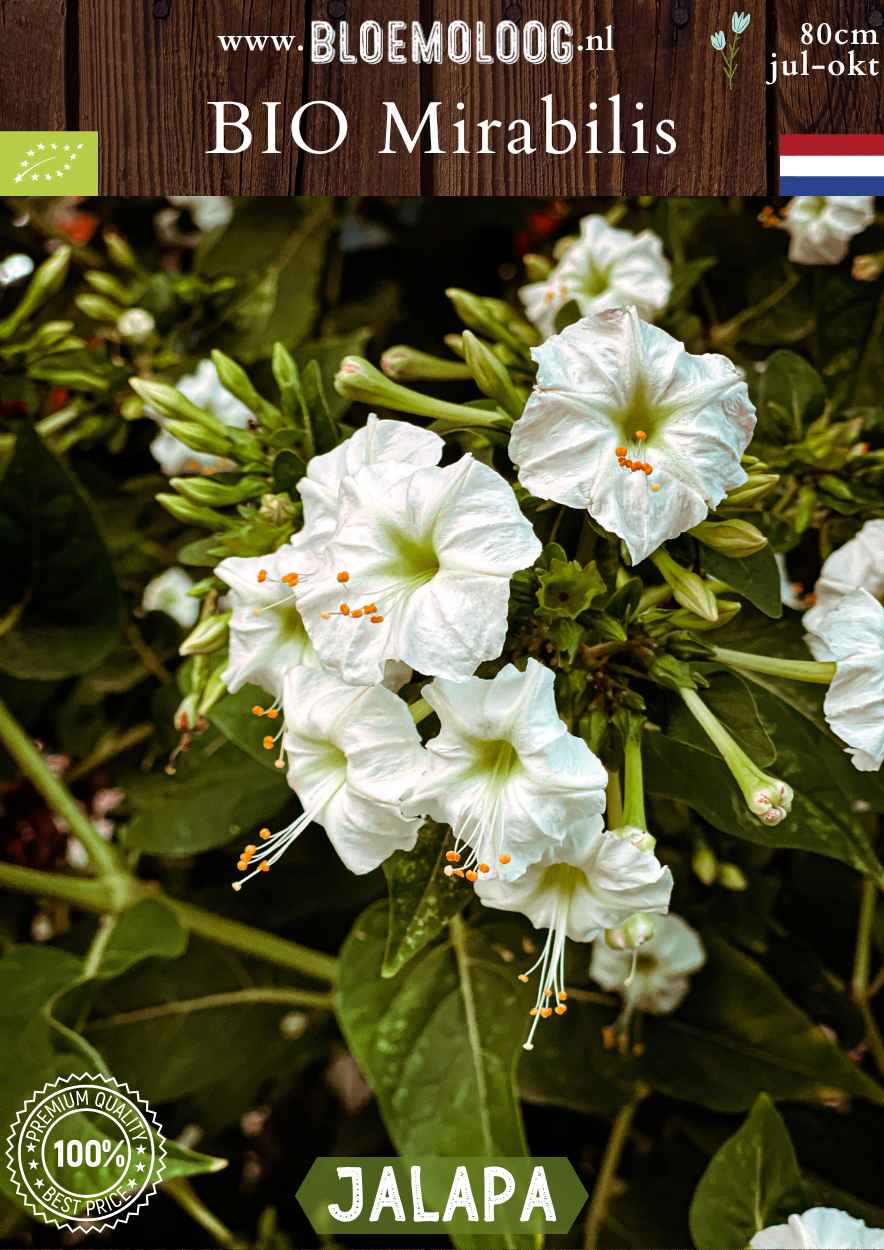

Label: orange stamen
[259,827,271,839]
[634,430,647,441]
[281,572,299,587]
[370,615,384,624]
[252,705,264,716]
[446,851,461,863]
[337,571,350,584]
[478,863,490,874]
[499,853,511,865]
[262,736,274,750]
[351,609,363,619]
[465,869,478,882]
[340,603,350,615]
[266,708,279,720]
[259,860,270,873]
[257,569,268,583]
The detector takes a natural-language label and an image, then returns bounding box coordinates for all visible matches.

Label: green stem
[851,879,884,1077]
[606,771,623,830]
[409,697,433,725]
[0,697,121,877]
[0,860,113,911]
[712,647,836,685]
[584,1086,648,1250]
[164,1178,240,1249]
[166,897,338,984]
[86,986,334,1032]
[620,718,646,830]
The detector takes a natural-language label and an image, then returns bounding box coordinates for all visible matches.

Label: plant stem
[409,697,433,725]
[0,697,121,877]
[86,986,334,1031]
[0,860,113,911]
[620,717,646,830]
[852,879,884,1077]
[164,1178,240,1249]
[712,647,835,685]
[605,771,623,830]
[584,1085,648,1250]
[166,897,338,984]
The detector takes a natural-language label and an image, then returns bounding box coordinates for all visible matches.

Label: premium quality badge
[6,1073,166,1233]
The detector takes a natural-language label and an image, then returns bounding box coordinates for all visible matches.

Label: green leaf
[92,901,188,980]
[699,543,782,619]
[337,902,531,1250]
[753,349,827,444]
[272,448,307,495]
[207,684,282,769]
[382,822,469,978]
[125,731,290,855]
[644,733,883,882]
[300,358,339,456]
[669,671,776,767]
[689,1094,804,1250]
[0,425,121,679]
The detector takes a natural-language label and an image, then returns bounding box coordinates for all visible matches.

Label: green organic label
[0,132,98,195]
[296,1157,588,1236]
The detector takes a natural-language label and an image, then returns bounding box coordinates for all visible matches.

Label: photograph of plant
[1,193,883,1250]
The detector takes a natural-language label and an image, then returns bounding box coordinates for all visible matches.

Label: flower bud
[104,230,137,271]
[162,419,234,458]
[75,292,122,323]
[668,599,742,631]
[334,356,506,428]
[651,549,718,622]
[852,252,884,282]
[259,492,298,525]
[211,349,281,429]
[522,253,553,282]
[381,345,470,381]
[156,493,235,531]
[197,666,229,716]
[605,912,656,951]
[748,778,793,825]
[718,862,748,891]
[174,692,201,733]
[170,474,265,506]
[117,308,155,343]
[692,842,717,886]
[179,611,231,657]
[721,474,780,508]
[691,519,767,557]
[461,330,524,418]
[85,269,132,303]
[0,245,71,340]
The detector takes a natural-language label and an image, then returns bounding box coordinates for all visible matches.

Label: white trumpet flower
[590,912,705,1015]
[783,196,875,266]
[476,823,673,1049]
[751,1208,884,1250]
[149,358,251,475]
[509,307,756,565]
[296,455,542,684]
[519,215,672,339]
[814,589,884,772]
[403,659,608,880]
[232,667,424,886]
[142,567,199,629]
[804,518,884,648]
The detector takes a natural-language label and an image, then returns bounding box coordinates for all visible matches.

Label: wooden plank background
[0,0,881,194]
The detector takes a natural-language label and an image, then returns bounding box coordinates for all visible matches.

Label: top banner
[2,1,883,195]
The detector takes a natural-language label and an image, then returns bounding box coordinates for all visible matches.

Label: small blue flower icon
[711,11,751,89]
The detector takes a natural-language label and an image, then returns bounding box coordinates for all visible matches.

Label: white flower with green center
[520,215,672,339]
[233,667,423,888]
[804,518,884,649]
[296,413,444,545]
[149,358,251,475]
[295,455,542,684]
[782,196,875,266]
[403,659,608,881]
[813,588,884,772]
[142,566,199,629]
[590,911,705,1015]
[476,822,672,1049]
[751,1207,884,1249]
[509,307,756,565]
[216,548,316,700]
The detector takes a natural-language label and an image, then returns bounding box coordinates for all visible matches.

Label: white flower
[0,253,34,287]
[477,822,673,1049]
[519,215,672,339]
[233,667,424,886]
[590,911,705,1014]
[403,659,608,879]
[776,553,806,611]
[296,455,542,684]
[297,413,444,545]
[751,1208,884,1249]
[149,358,251,475]
[168,196,233,232]
[710,30,726,50]
[804,519,884,646]
[216,548,316,700]
[731,12,751,35]
[142,567,199,628]
[509,307,756,565]
[814,589,884,771]
[783,197,875,266]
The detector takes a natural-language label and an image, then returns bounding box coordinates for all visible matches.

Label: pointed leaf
[382,821,469,977]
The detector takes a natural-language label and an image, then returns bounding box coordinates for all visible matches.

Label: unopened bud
[852,251,884,282]
[749,778,793,826]
[85,270,133,303]
[117,308,155,343]
[461,330,524,419]
[334,356,505,429]
[651,549,718,623]
[174,693,200,733]
[721,474,780,508]
[693,842,717,886]
[692,519,767,558]
[179,611,231,657]
[130,377,226,432]
[104,230,137,270]
[718,863,749,891]
[0,245,71,340]
[75,292,122,323]
[197,666,229,716]
[211,349,281,428]
[522,253,553,282]
[381,345,470,382]
[669,600,742,631]
[259,492,298,525]
[156,493,235,531]
[162,419,234,458]
[171,475,265,506]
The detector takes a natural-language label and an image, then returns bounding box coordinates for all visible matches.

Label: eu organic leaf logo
[14,140,85,186]
[0,131,98,195]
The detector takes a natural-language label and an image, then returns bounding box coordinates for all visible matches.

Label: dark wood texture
[0,0,882,194]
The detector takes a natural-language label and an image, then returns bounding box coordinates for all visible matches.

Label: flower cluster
[155,206,883,1054]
